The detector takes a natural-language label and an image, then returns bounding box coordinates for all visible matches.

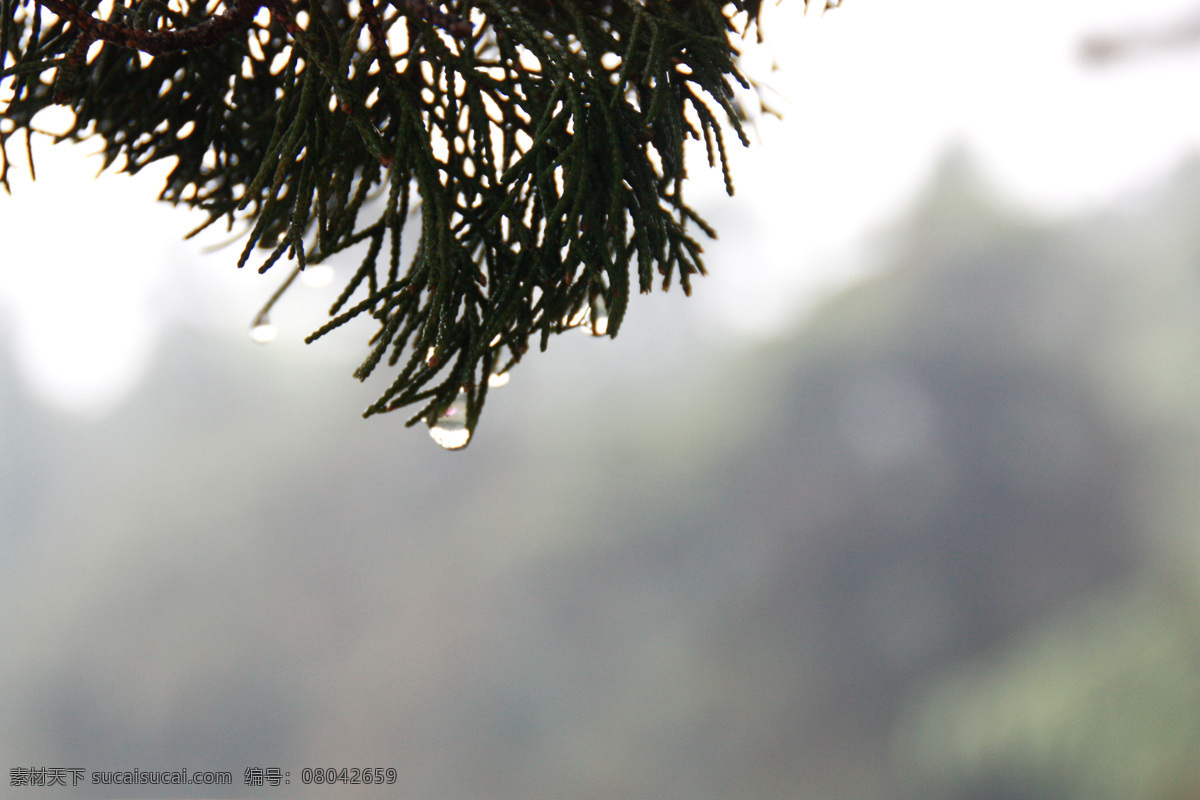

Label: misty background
[4,148,1200,798]
[5,1,1200,798]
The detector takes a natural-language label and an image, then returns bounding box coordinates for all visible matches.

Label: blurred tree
[0,0,820,445]
[896,579,1200,800]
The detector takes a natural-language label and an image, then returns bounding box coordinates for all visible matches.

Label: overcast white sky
[3,0,1200,415]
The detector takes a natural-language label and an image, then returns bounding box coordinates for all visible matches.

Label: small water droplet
[562,305,589,328]
[250,318,277,343]
[488,370,510,388]
[428,390,471,450]
[587,296,609,336]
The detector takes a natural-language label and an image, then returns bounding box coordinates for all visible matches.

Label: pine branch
[0,0,800,447]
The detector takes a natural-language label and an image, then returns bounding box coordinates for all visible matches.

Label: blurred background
[4,0,1200,798]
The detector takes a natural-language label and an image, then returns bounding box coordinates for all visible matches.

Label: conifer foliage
[0,0,805,445]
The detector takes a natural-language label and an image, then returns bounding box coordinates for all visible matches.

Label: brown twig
[34,0,471,62]
[34,0,262,56]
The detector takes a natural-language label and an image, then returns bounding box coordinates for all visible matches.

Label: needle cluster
[1,0,768,443]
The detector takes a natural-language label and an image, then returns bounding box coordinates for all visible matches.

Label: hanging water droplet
[562,304,589,329]
[249,316,277,343]
[587,295,609,336]
[428,390,471,450]
[488,338,510,387]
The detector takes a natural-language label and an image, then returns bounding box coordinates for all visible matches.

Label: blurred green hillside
[2,151,1199,800]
